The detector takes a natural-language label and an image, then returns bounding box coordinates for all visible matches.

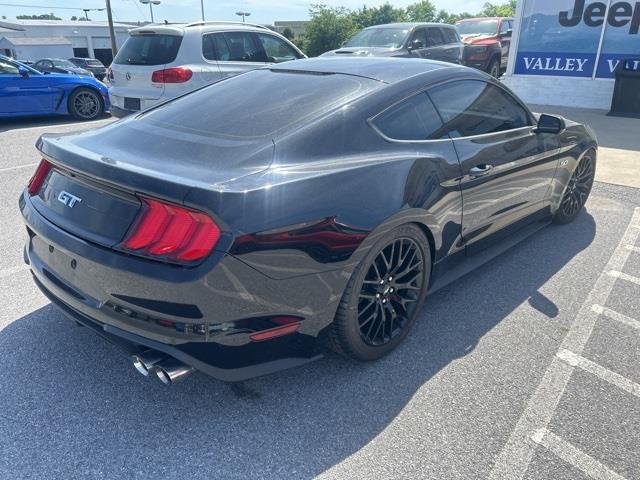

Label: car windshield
[346,28,410,48]
[456,20,499,35]
[140,69,380,139]
[113,34,183,65]
[52,59,75,68]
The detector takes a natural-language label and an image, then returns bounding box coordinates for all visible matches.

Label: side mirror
[502,29,513,37]
[409,40,424,51]
[535,114,565,134]
[18,66,29,78]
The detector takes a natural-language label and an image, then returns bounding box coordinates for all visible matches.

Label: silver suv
[108,21,305,117]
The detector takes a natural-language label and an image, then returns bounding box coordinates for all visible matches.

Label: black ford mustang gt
[20,58,597,384]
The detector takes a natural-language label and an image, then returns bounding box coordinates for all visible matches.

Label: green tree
[302,4,358,57]
[282,27,294,40]
[406,1,437,22]
[479,0,517,17]
[17,13,62,20]
[351,3,407,28]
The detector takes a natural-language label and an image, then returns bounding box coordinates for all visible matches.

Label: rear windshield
[86,59,104,66]
[113,34,182,66]
[140,69,380,138]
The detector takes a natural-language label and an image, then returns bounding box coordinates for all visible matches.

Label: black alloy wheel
[328,224,430,361]
[357,238,424,346]
[554,152,595,224]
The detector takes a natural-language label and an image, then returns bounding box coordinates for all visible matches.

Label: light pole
[235,11,250,22]
[140,0,161,23]
[82,8,105,20]
[200,0,205,21]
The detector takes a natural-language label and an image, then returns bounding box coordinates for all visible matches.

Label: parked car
[107,21,306,118]
[321,22,463,65]
[68,57,107,80]
[33,58,94,77]
[20,57,597,384]
[0,55,109,120]
[456,17,514,77]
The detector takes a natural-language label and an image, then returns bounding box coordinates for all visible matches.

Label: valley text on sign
[515,0,640,78]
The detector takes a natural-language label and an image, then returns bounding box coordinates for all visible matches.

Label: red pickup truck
[456,17,514,77]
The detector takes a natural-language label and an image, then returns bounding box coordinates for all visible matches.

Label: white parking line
[592,304,640,331]
[488,207,640,480]
[0,163,38,174]
[557,349,640,398]
[625,245,640,254]
[607,270,640,286]
[531,428,627,480]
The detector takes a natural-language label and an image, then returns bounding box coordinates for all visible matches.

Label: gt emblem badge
[57,190,82,208]
[126,72,131,81]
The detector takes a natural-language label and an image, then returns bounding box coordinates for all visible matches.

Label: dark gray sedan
[322,22,463,65]
[20,57,596,384]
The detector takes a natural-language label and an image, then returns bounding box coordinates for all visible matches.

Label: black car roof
[269,57,466,84]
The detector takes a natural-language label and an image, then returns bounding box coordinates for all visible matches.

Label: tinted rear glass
[114,34,182,65]
[87,59,104,66]
[140,69,380,138]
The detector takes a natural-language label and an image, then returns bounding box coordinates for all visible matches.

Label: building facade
[503,0,640,109]
[0,20,132,65]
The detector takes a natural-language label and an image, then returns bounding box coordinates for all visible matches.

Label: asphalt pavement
[0,117,638,480]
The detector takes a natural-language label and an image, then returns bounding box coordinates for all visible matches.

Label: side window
[256,34,300,63]
[426,28,445,47]
[443,28,458,44]
[429,80,531,138]
[372,93,445,141]
[500,21,510,35]
[222,32,267,62]
[202,33,218,61]
[410,28,427,48]
[0,59,19,75]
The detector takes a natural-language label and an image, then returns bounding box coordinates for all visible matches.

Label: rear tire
[327,224,431,361]
[68,87,103,120]
[553,151,596,225]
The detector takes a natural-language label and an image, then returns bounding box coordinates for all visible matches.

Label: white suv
[107,21,305,117]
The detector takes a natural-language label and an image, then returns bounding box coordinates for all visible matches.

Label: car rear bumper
[19,191,342,381]
[108,105,136,118]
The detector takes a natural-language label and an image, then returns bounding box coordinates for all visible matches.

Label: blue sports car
[0,55,109,120]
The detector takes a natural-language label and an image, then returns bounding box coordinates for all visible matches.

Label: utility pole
[105,0,118,58]
[200,0,205,21]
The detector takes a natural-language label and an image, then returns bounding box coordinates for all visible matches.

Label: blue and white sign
[515,0,640,78]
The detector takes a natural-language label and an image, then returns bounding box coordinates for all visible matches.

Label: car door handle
[469,164,494,176]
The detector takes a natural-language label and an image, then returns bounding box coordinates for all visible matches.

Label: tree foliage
[301,5,358,57]
[351,3,407,28]
[282,27,294,40]
[479,0,517,17]
[17,13,62,20]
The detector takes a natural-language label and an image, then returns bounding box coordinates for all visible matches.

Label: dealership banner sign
[515,0,640,78]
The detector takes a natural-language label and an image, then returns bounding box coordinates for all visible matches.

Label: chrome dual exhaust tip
[131,350,168,376]
[155,358,195,385]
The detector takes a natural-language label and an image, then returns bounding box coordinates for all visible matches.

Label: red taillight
[151,67,193,83]
[107,67,113,81]
[120,197,220,263]
[27,159,52,195]
[249,317,301,342]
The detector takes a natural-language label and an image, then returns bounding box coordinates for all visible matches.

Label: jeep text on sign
[515,0,640,78]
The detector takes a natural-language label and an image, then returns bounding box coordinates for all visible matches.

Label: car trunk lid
[34,119,274,247]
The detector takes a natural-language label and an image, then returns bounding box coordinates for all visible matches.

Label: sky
[0,0,489,24]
